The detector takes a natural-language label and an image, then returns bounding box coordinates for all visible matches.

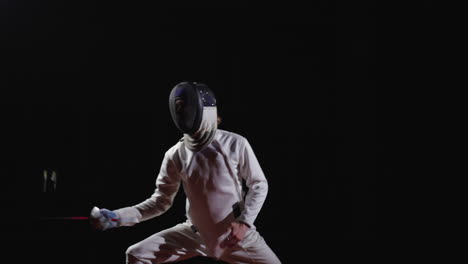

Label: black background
[1,2,378,263]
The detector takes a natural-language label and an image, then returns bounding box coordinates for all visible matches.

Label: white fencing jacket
[115,129,269,257]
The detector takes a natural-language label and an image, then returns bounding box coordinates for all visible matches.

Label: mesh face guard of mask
[169,81,216,135]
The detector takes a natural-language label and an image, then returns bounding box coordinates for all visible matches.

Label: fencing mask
[169,82,217,152]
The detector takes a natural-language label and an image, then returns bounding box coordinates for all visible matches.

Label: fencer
[90,82,281,264]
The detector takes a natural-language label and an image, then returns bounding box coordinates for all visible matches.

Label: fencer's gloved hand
[89,206,120,231]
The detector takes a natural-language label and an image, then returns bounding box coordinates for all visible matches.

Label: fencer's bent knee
[126,244,139,258]
[126,237,167,264]
[126,243,154,264]
[126,244,143,263]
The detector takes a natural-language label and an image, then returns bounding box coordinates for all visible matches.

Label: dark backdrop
[1,2,377,263]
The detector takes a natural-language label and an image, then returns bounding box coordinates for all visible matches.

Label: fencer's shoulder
[164,141,184,160]
[215,129,248,146]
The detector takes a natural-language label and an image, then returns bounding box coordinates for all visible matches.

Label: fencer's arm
[114,151,181,223]
[236,138,269,228]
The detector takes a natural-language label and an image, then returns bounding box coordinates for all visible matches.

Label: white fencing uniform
[115,129,281,264]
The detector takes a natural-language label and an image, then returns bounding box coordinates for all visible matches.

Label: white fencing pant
[126,222,281,264]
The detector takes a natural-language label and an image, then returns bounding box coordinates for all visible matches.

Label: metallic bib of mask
[183,107,218,152]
